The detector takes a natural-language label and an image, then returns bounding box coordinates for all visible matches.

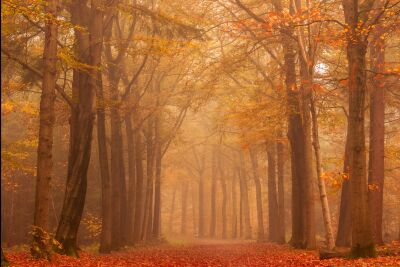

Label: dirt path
[5,242,400,266]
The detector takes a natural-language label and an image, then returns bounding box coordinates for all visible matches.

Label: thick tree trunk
[55,0,98,256]
[276,135,286,243]
[125,113,136,244]
[310,96,334,250]
[239,152,252,239]
[98,76,112,253]
[209,151,217,238]
[336,136,352,247]
[109,74,122,248]
[181,180,189,235]
[368,27,385,246]
[342,3,375,253]
[249,148,264,241]
[267,144,280,242]
[32,0,58,259]
[271,0,314,249]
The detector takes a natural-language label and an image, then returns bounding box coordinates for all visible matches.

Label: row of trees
[1,0,399,261]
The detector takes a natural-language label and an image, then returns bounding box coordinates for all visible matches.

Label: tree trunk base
[351,243,376,258]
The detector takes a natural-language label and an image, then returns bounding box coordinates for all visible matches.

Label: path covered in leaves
[5,242,400,267]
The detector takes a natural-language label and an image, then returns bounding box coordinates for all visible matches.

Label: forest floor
[4,240,400,267]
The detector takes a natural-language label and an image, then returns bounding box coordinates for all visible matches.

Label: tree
[31,0,58,259]
[341,0,377,257]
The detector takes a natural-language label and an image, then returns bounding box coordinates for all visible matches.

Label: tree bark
[368,25,385,246]
[32,0,58,259]
[249,147,264,241]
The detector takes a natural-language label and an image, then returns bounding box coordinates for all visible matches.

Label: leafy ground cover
[4,242,400,267]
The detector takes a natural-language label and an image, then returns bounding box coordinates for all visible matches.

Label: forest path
[4,242,400,266]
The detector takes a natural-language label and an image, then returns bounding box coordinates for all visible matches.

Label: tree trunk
[336,135,352,247]
[181,180,189,235]
[191,181,198,237]
[142,119,155,241]
[342,0,375,254]
[231,171,238,239]
[168,184,178,234]
[152,112,162,240]
[267,144,280,243]
[249,148,264,241]
[310,95,334,250]
[55,0,98,256]
[98,75,112,253]
[239,152,252,239]
[219,155,227,239]
[125,112,136,244]
[368,26,385,246]
[198,171,205,238]
[32,0,58,259]
[209,150,217,238]
[271,0,313,249]
[276,135,286,243]
[133,128,145,243]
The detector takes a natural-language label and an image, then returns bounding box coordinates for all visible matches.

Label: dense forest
[1,0,400,266]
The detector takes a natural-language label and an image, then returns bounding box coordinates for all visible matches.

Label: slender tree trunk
[231,172,238,239]
[249,148,264,241]
[218,155,227,239]
[336,136,352,247]
[152,112,162,240]
[276,134,286,243]
[55,0,98,256]
[191,181,198,237]
[32,0,58,259]
[267,144,280,242]
[209,150,217,238]
[239,152,251,239]
[125,112,136,244]
[310,96,334,250]
[133,127,145,243]
[168,184,178,234]
[181,180,189,235]
[198,171,205,238]
[142,119,155,241]
[368,26,385,246]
